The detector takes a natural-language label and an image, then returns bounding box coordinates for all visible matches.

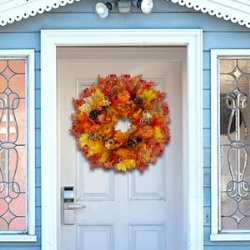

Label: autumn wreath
[70,74,170,172]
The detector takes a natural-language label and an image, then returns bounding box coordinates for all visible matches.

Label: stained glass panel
[0,60,26,232]
[220,58,250,232]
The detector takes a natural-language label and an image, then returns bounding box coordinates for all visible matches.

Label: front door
[57,46,186,250]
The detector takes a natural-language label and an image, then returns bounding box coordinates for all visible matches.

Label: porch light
[95,1,117,19]
[132,0,153,14]
[95,0,153,18]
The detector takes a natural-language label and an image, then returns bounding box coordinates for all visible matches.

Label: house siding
[0,0,249,249]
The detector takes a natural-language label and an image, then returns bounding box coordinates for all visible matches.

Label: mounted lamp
[95,0,154,19]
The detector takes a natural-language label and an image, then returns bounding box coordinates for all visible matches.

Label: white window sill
[0,235,37,242]
[210,234,250,242]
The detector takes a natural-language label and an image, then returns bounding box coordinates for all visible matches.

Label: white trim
[41,29,203,250]
[0,0,80,26]
[211,49,250,242]
[0,50,36,242]
[0,0,249,29]
[0,235,37,242]
[167,0,250,28]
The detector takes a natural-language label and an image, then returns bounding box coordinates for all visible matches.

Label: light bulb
[95,2,110,19]
[140,0,153,14]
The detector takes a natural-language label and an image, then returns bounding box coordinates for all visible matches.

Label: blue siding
[0,0,249,249]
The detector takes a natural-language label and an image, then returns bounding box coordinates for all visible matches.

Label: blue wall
[0,0,250,249]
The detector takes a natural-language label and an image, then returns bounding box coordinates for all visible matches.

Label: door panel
[58,47,186,250]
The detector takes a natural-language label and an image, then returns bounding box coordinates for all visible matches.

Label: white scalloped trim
[0,0,80,26]
[1,0,250,28]
[167,0,250,28]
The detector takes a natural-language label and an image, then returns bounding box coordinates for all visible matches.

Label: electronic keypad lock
[62,186,85,225]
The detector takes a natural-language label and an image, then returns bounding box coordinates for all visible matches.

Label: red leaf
[160,102,169,115]
[72,98,85,109]
[110,95,120,109]
[80,88,92,98]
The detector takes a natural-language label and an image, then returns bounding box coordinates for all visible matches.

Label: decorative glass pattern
[0,60,26,232]
[220,58,250,232]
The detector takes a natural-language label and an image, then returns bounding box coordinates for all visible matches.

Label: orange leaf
[116,148,134,159]
[72,98,85,109]
[87,140,107,157]
[99,124,114,138]
[114,130,126,144]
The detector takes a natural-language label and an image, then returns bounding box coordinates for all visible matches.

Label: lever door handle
[67,204,86,210]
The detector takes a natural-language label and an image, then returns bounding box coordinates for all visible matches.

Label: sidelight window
[0,51,36,242]
[211,50,250,241]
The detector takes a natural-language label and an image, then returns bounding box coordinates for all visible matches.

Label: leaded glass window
[0,51,36,242]
[220,58,250,232]
[0,60,26,231]
[211,50,250,241]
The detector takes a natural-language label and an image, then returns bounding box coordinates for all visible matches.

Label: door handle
[67,204,86,209]
[62,186,85,225]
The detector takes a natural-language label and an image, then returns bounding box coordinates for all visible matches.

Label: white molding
[211,49,250,242]
[167,0,250,28]
[0,0,80,26]
[41,29,203,250]
[0,50,36,242]
[0,235,37,242]
[210,49,220,240]
[26,50,36,238]
[0,0,249,29]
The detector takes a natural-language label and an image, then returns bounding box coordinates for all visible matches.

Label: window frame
[211,49,250,242]
[0,50,36,242]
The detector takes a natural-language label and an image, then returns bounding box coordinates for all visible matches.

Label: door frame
[41,29,203,250]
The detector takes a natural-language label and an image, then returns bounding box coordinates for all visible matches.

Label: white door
[57,47,186,250]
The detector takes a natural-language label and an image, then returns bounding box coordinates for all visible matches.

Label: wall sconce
[95,0,153,19]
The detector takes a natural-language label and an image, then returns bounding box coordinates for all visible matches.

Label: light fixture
[95,1,117,19]
[95,0,153,18]
[118,0,131,13]
[132,0,153,14]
